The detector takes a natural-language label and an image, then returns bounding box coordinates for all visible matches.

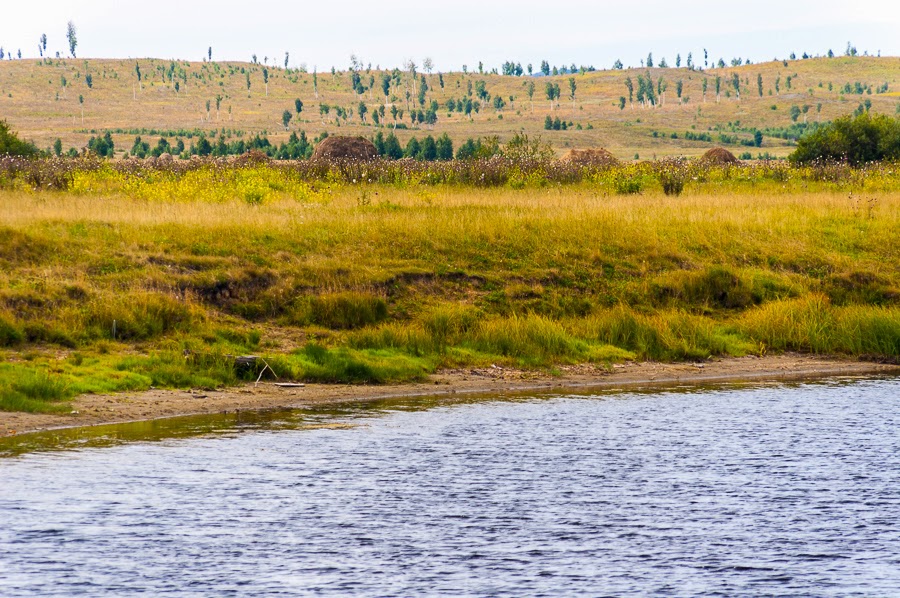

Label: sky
[2,0,900,71]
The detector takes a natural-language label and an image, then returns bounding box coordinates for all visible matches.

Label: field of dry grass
[2,56,899,158]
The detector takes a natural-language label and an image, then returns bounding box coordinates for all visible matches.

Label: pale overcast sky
[2,1,899,71]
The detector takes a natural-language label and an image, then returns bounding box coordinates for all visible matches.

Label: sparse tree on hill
[715,76,722,103]
[732,73,741,100]
[380,73,391,105]
[295,98,303,114]
[79,94,84,125]
[646,52,653,68]
[263,68,269,96]
[216,95,223,120]
[568,77,576,110]
[357,101,368,123]
[687,53,694,70]
[675,54,681,68]
[284,52,289,69]
[757,73,763,97]
[66,21,77,58]
[545,82,556,110]
[246,72,251,91]
[135,63,142,93]
[405,59,418,96]
[85,73,92,89]
[205,100,211,120]
[703,49,708,68]
[208,47,212,61]
[775,76,780,95]
[613,59,623,70]
[282,110,292,130]
[676,80,683,103]
[313,68,318,98]
[526,80,535,112]
[438,72,444,90]
[53,138,62,156]
[540,60,550,76]
[625,77,634,108]
[702,78,707,102]
[60,75,67,98]
[423,57,434,74]
[39,34,47,57]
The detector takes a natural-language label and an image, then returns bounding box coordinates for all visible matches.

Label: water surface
[2,378,899,596]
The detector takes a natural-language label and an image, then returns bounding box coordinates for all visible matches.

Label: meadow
[1,156,898,412]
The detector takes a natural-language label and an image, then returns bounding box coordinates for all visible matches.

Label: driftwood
[183,352,279,386]
[234,356,260,368]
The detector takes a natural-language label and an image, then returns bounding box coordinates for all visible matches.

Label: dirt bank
[2,354,897,437]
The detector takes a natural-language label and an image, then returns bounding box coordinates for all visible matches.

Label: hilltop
[1,56,899,159]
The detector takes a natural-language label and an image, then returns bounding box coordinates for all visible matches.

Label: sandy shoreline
[2,354,898,437]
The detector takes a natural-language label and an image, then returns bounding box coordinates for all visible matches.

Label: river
[1,377,899,596]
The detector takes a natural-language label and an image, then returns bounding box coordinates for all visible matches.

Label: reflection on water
[1,377,899,596]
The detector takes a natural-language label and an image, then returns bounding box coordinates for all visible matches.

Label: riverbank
[3,354,897,436]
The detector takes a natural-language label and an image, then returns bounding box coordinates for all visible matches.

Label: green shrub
[789,112,900,165]
[0,119,38,156]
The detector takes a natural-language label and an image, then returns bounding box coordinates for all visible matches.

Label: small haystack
[564,148,620,168]
[233,149,270,166]
[700,147,739,165]
[311,136,378,161]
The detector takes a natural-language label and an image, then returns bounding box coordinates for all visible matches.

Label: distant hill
[1,56,898,159]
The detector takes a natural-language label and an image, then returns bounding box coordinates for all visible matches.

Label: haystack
[564,148,619,167]
[700,147,739,165]
[311,136,378,161]
[233,149,270,166]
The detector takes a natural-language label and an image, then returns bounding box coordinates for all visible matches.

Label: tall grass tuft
[287,292,388,330]
[0,370,73,413]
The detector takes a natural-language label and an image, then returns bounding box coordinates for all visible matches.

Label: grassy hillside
[1,56,899,159]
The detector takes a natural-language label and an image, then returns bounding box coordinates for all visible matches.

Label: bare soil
[2,354,897,437]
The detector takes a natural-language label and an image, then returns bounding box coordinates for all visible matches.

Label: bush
[789,112,900,165]
[0,119,38,156]
[655,158,688,196]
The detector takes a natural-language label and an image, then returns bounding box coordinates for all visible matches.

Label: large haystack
[564,148,620,167]
[311,136,378,161]
[700,147,739,165]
